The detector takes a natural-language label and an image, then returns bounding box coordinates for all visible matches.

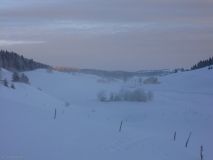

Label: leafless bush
[97,89,153,102]
[143,77,160,84]
[97,90,107,102]
[46,68,53,73]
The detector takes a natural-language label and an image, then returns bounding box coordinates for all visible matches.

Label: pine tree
[0,68,2,80]
[12,72,20,82]
[3,79,8,87]
[191,57,213,70]
[11,84,15,89]
[20,73,30,84]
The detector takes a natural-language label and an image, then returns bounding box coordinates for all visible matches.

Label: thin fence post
[173,131,176,141]
[200,145,204,160]
[185,132,192,148]
[54,108,57,120]
[119,120,123,132]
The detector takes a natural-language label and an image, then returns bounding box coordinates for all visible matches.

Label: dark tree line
[0,50,50,71]
[191,57,213,70]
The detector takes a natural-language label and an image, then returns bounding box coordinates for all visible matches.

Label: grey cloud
[1,0,213,22]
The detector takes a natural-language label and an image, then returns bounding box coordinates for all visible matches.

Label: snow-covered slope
[0,67,212,160]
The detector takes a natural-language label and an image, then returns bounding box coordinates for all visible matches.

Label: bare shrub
[97,89,153,102]
[97,90,107,102]
[143,77,160,84]
[122,89,153,102]
[46,68,53,73]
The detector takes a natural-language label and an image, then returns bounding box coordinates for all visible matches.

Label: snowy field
[0,67,212,160]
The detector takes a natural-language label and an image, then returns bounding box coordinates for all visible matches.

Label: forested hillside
[0,50,49,71]
[191,57,213,70]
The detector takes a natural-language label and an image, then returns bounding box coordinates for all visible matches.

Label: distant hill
[79,69,172,79]
[0,50,50,71]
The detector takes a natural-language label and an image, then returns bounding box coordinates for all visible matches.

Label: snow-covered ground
[0,67,212,160]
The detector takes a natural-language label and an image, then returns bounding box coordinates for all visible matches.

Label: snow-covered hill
[0,67,212,160]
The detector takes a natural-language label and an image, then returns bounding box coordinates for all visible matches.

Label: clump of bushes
[0,78,16,89]
[97,89,153,102]
[12,72,30,84]
[143,77,160,84]
[208,66,213,70]
[46,68,53,73]
[97,90,108,102]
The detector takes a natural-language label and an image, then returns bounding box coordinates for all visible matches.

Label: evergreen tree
[20,73,30,84]
[12,72,30,84]
[12,72,20,82]
[11,83,15,89]
[191,57,213,70]
[3,79,8,87]
[0,68,2,80]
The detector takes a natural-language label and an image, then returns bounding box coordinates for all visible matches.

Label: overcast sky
[0,0,213,70]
